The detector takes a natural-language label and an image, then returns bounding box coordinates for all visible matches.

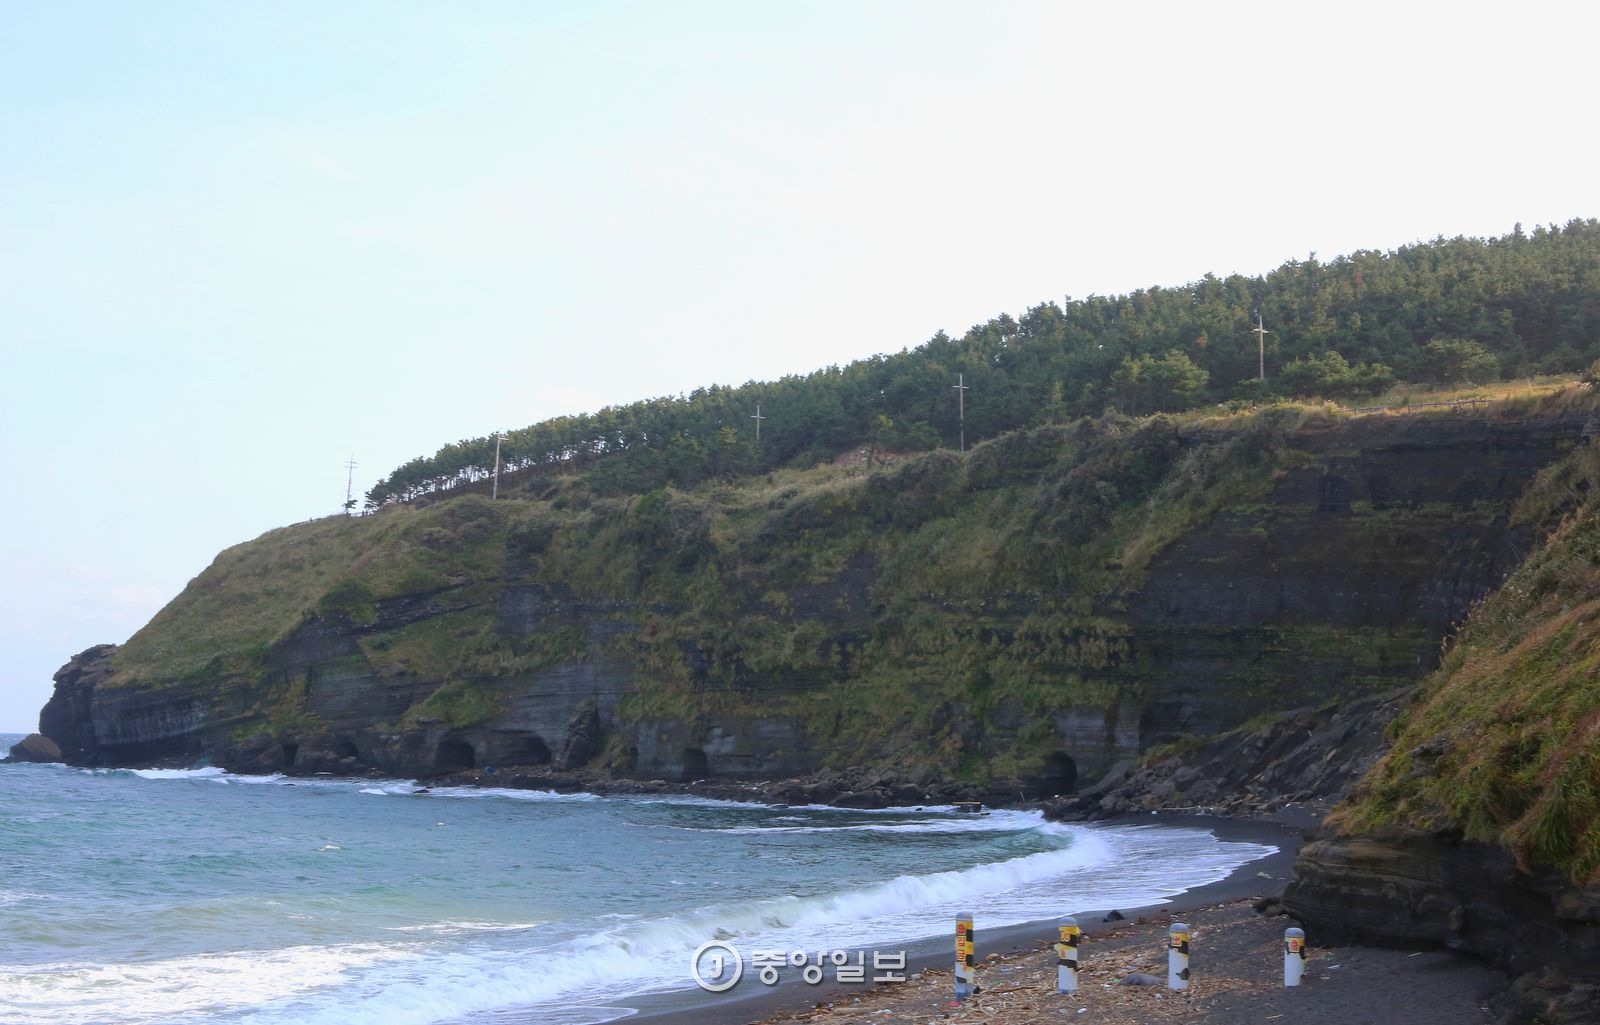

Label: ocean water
[0,734,1275,1024]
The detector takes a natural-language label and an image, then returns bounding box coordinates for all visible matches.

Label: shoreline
[589,813,1305,1025]
[8,756,1323,1025]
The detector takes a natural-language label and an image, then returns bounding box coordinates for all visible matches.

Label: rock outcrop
[1046,687,1409,823]
[1285,831,1600,1024]
[1,732,63,764]
[38,644,122,764]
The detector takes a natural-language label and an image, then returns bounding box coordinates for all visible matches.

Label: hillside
[37,387,1598,804]
[365,221,1600,508]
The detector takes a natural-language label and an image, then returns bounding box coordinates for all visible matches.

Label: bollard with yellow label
[955,912,976,1001]
[1284,927,1306,986]
[1056,916,1080,994]
[1168,922,1190,990]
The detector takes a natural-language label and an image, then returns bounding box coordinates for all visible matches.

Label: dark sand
[586,813,1506,1025]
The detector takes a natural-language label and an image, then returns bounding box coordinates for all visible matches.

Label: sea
[0,733,1276,1025]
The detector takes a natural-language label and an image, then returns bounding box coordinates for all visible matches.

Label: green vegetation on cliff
[367,221,1600,507]
[94,382,1596,783]
[1334,430,1600,883]
[113,496,509,689]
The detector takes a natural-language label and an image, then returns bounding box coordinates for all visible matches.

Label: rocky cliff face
[33,409,1594,792]
[1045,686,1410,823]
[1277,428,1600,1025]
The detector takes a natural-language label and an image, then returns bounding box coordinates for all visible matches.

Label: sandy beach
[671,896,1506,1025]
[608,813,1514,1025]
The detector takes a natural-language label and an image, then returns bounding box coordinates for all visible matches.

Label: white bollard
[1056,916,1080,994]
[1168,922,1190,990]
[1284,927,1306,986]
[955,912,976,1001]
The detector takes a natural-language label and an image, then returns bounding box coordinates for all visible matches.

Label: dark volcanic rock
[1046,687,1408,823]
[1285,830,1600,1025]
[3,733,63,763]
[38,644,118,764]
[1500,968,1600,1025]
[555,700,601,771]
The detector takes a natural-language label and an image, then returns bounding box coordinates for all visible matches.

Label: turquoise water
[0,734,1275,1024]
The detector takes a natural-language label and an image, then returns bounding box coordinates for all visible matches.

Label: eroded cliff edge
[35,400,1592,791]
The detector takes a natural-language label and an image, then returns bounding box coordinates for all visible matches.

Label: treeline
[367,220,1600,507]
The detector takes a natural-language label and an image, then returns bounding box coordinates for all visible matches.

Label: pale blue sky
[3,1,1596,731]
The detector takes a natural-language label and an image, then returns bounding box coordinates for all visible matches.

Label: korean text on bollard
[1284,927,1306,986]
[1056,916,1080,994]
[955,912,976,1001]
[1168,922,1190,990]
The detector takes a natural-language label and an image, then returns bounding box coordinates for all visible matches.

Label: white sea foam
[426,786,600,803]
[243,827,1139,1024]
[232,941,661,1025]
[385,920,547,935]
[683,809,1048,836]
[129,766,230,781]
[0,942,413,1025]
[626,794,768,809]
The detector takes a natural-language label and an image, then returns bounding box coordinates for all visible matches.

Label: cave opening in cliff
[1042,751,1078,793]
[334,737,361,762]
[680,747,709,781]
[280,741,298,769]
[518,736,552,766]
[435,738,476,771]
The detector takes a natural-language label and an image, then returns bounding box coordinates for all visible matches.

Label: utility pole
[1255,314,1270,381]
[751,404,765,442]
[952,374,970,451]
[491,432,506,500]
[343,456,357,514]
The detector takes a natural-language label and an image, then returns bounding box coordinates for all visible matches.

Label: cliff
[1278,429,1600,1023]
[36,393,1596,801]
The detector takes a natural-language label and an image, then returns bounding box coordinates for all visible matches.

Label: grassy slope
[109,496,512,689]
[1333,425,1600,884]
[102,381,1596,784]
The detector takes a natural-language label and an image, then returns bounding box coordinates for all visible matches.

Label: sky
[2,0,1597,731]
